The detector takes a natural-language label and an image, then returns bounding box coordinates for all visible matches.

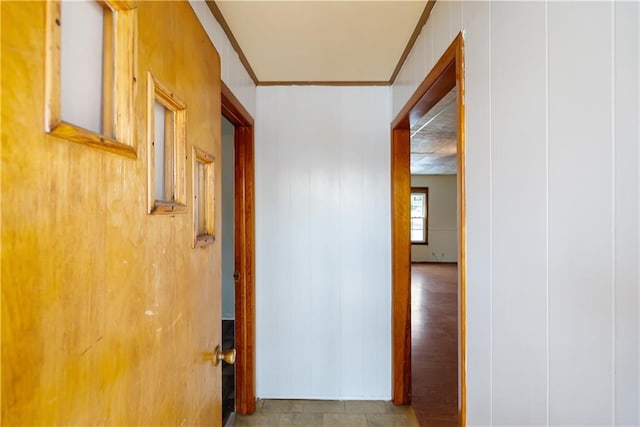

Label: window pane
[195,161,207,236]
[60,0,104,134]
[411,229,424,242]
[154,101,166,201]
[410,194,424,217]
[410,189,427,243]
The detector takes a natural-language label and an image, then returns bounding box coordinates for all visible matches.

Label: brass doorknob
[213,345,236,366]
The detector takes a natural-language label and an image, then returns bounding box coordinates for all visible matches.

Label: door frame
[221,82,256,415]
[391,33,466,425]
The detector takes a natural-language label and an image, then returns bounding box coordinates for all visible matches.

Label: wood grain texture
[233,119,256,416]
[391,128,412,406]
[44,0,61,131]
[146,72,188,213]
[192,146,216,248]
[112,4,136,147]
[1,1,223,424]
[44,0,137,156]
[102,7,115,137]
[222,81,256,415]
[455,34,466,427]
[411,264,459,426]
[390,34,466,423]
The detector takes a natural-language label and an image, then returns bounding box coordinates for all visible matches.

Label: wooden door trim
[221,82,256,415]
[391,33,466,426]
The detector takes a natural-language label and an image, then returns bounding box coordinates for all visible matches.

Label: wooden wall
[1,1,223,424]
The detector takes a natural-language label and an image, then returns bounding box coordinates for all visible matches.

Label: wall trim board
[411,261,458,265]
[390,33,466,426]
[222,81,254,127]
[221,82,256,415]
[257,81,390,87]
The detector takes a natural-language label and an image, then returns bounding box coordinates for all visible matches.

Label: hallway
[411,263,458,426]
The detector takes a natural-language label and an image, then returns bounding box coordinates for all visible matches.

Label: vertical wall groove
[487,2,493,423]
[544,1,550,424]
[610,2,617,424]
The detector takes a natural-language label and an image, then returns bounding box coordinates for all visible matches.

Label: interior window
[411,187,428,244]
[147,72,187,214]
[46,0,136,157]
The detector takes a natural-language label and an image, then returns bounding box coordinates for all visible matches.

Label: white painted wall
[221,117,235,319]
[393,1,639,424]
[255,86,391,399]
[411,175,457,263]
[189,0,256,117]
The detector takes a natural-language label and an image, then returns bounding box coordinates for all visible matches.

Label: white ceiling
[210,1,455,175]
[213,0,428,83]
[410,87,457,175]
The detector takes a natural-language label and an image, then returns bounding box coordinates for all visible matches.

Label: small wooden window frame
[192,147,215,248]
[410,187,429,245]
[44,0,137,158]
[146,72,187,215]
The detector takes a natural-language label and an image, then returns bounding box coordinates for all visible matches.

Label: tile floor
[231,399,419,427]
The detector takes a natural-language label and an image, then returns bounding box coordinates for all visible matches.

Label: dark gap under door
[221,319,235,425]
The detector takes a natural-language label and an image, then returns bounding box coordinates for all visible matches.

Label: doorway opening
[391,34,466,424]
[221,115,235,425]
[409,86,459,424]
[221,83,256,424]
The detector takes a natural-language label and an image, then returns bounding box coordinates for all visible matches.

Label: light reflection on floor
[411,263,459,426]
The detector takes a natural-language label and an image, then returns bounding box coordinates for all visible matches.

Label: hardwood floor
[411,263,458,426]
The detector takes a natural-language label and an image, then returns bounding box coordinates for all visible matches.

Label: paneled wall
[255,86,392,399]
[189,0,256,117]
[393,1,639,424]
[410,175,457,263]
